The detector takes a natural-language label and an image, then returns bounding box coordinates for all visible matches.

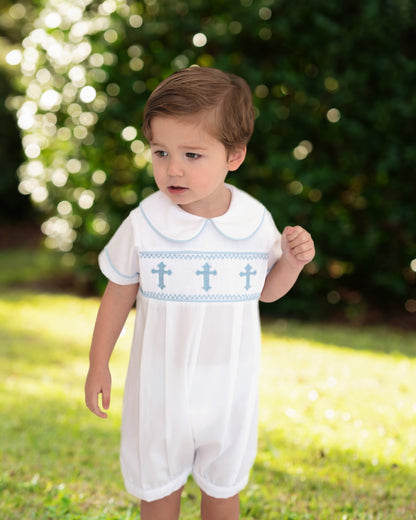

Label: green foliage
[1,287,415,518]
[6,0,416,319]
[0,248,63,285]
[0,69,30,221]
[0,1,38,221]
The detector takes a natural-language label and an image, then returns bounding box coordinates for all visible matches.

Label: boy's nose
[167,158,184,177]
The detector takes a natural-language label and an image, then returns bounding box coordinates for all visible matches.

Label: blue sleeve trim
[102,247,139,280]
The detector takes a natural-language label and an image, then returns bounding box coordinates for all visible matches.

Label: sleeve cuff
[98,247,140,285]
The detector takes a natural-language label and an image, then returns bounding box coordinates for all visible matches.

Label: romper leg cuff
[192,470,249,499]
[123,468,191,502]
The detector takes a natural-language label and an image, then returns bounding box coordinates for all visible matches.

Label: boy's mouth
[168,185,188,194]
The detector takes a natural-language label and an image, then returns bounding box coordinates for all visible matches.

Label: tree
[0,0,39,221]
[9,0,416,320]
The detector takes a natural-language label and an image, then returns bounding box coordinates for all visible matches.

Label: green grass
[1,267,416,518]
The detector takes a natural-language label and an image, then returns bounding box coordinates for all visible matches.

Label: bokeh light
[5,49,22,66]
[327,108,341,123]
[293,140,313,160]
[79,86,96,103]
[192,33,207,47]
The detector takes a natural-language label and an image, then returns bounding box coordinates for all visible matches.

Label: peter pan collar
[139,184,266,242]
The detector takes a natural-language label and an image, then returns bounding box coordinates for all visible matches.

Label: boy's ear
[227,146,247,171]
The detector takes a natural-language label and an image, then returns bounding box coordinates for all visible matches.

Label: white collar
[139,184,266,242]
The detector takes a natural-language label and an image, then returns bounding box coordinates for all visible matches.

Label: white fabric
[99,184,282,501]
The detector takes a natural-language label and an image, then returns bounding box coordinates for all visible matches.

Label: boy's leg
[200,490,240,520]
[140,486,184,520]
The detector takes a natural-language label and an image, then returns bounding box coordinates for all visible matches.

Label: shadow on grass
[262,318,416,359]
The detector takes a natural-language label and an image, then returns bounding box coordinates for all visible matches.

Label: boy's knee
[200,490,240,520]
[140,486,183,520]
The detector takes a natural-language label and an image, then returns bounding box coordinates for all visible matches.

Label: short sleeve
[98,215,140,285]
[265,211,282,271]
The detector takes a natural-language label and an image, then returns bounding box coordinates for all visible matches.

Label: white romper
[99,184,282,502]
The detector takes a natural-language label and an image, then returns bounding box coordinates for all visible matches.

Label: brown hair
[142,67,255,152]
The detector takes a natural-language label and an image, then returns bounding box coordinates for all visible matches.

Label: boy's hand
[281,226,315,268]
[85,366,112,418]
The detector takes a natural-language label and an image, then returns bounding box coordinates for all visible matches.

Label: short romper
[99,184,282,501]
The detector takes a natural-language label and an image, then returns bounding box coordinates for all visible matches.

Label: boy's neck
[178,185,232,218]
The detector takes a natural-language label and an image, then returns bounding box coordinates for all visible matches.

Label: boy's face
[149,115,245,218]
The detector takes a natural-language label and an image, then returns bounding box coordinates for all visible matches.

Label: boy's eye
[154,150,167,158]
[186,152,201,159]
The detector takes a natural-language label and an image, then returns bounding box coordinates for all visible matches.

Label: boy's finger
[86,391,108,418]
[94,401,108,419]
[101,387,111,410]
[283,225,305,242]
[282,225,295,237]
[95,406,108,419]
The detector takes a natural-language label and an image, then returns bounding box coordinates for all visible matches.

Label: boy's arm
[85,280,139,418]
[260,226,315,303]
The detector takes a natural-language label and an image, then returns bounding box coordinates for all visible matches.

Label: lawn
[1,251,415,519]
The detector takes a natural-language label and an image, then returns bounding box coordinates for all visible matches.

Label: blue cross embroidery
[151,262,172,290]
[196,262,217,292]
[240,264,257,290]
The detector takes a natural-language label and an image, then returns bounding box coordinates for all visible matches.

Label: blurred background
[1,0,415,326]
